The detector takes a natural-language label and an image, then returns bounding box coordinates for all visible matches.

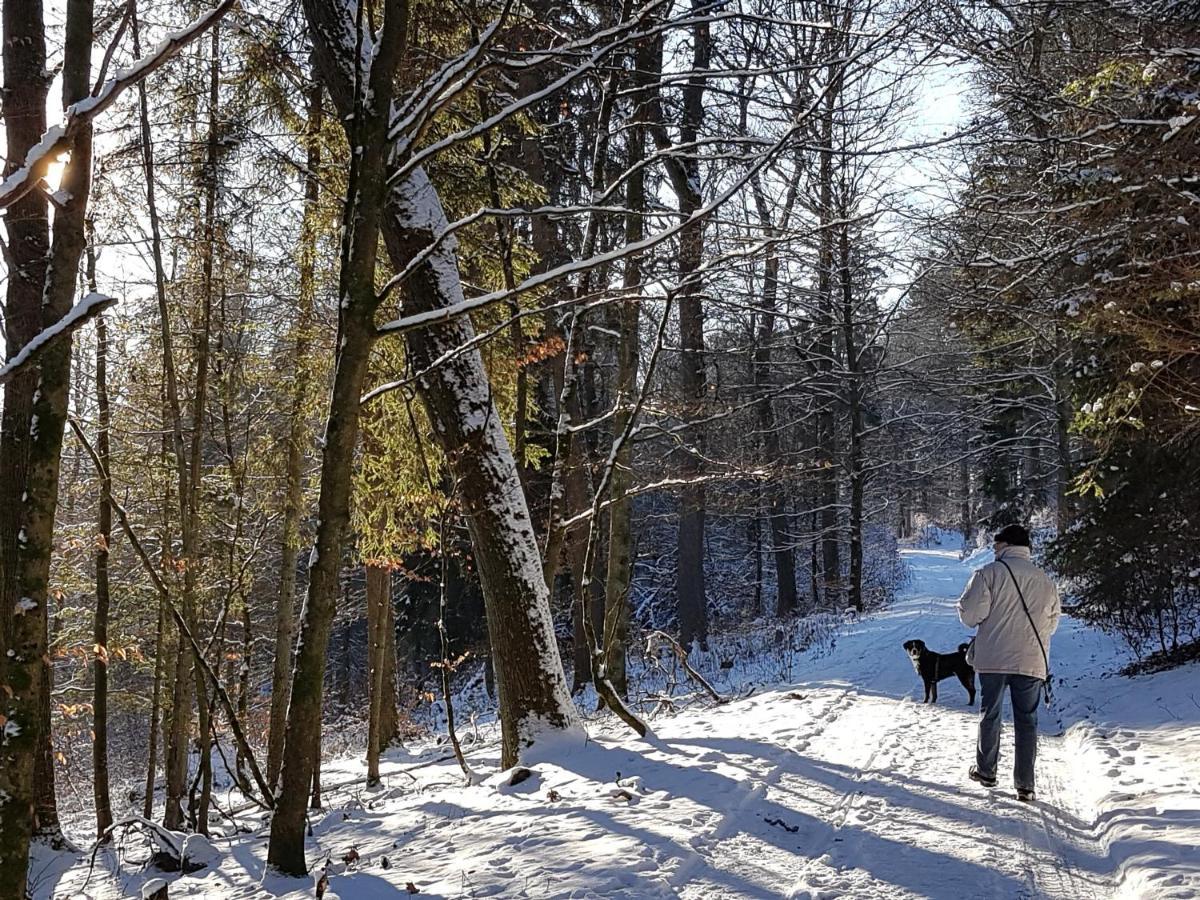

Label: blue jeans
[976,673,1041,792]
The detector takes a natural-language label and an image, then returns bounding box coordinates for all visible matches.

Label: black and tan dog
[902,639,976,705]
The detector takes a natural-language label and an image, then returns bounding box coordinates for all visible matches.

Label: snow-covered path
[661,543,1198,899]
[669,545,1107,900]
[37,539,1200,899]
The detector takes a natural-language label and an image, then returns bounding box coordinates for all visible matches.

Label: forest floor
[34,536,1200,899]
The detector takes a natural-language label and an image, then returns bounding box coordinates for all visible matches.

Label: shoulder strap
[998,558,1052,689]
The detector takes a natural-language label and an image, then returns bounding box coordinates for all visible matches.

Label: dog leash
[997,558,1053,706]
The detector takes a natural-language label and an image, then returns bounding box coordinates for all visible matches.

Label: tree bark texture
[91,238,115,839]
[268,0,408,875]
[383,173,582,768]
[0,0,92,886]
[268,74,323,792]
[838,222,864,612]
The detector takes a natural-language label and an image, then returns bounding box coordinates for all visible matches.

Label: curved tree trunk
[383,176,581,767]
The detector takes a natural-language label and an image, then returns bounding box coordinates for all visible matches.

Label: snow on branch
[0,292,118,385]
[375,12,908,339]
[0,0,236,211]
[375,134,798,339]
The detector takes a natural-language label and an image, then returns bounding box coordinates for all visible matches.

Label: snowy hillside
[36,536,1200,899]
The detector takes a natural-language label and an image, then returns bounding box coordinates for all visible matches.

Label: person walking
[958,524,1061,801]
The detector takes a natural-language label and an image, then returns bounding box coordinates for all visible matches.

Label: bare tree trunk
[567,430,596,692]
[1053,329,1072,533]
[748,170,799,617]
[34,658,62,843]
[678,4,712,652]
[0,4,51,882]
[379,591,399,748]
[385,187,582,766]
[839,222,864,612]
[647,2,711,650]
[132,4,193,830]
[268,74,323,792]
[365,563,389,784]
[0,0,92,882]
[959,457,972,546]
[745,86,805,610]
[143,597,166,818]
[188,22,223,837]
[477,87,528,480]
[268,0,407,875]
[235,594,252,792]
[602,52,652,694]
[90,232,115,839]
[310,753,322,810]
[816,50,842,606]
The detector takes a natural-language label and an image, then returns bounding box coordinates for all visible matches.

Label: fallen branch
[645,631,725,705]
[83,816,208,892]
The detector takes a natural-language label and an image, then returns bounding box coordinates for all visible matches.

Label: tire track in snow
[783,694,924,899]
[772,609,945,899]
[1014,741,1110,899]
[668,688,858,894]
[670,609,923,898]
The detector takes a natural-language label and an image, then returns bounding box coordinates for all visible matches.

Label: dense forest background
[0,0,1196,890]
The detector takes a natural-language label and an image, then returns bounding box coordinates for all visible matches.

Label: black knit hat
[993,524,1031,548]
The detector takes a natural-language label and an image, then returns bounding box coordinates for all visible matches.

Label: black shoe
[968,766,997,788]
[1016,788,1037,802]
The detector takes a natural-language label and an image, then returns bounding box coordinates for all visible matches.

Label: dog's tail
[958,642,970,653]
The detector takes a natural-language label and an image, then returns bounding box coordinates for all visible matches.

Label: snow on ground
[35,535,1200,899]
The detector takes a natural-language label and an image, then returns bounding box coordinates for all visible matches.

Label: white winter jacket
[957,546,1061,680]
